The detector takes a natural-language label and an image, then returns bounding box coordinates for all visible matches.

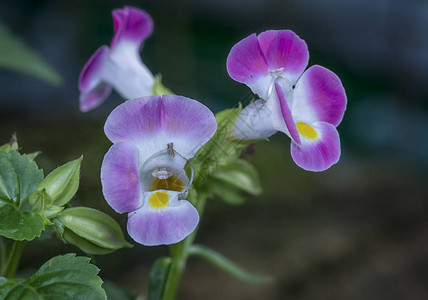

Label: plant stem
[161,192,207,300]
[3,240,25,278]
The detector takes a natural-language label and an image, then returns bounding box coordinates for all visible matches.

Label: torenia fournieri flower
[78,6,154,112]
[100,95,217,246]
[227,30,347,171]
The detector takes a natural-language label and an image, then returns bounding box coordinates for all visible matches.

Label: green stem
[161,192,207,300]
[2,240,25,278]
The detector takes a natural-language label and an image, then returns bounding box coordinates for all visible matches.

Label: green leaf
[55,207,132,254]
[148,257,171,300]
[211,159,262,195]
[0,151,43,206]
[189,244,273,283]
[0,253,106,299]
[36,156,82,206]
[208,179,246,205]
[103,280,143,300]
[0,133,18,153]
[0,202,45,241]
[152,74,174,95]
[0,22,62,85]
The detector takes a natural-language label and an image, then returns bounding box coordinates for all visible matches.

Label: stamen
[152,167,173,180]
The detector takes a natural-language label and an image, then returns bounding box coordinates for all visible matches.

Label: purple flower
[78,6,154,112]
[100,95,217,246]
[227,30,347,171]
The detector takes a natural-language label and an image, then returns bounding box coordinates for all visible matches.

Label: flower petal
[78,45,110,94]
[275,82,301,145]
[127,191,199,246]
[257,30,309,85]
[290,121,341,171]
[79,83,112,112]
[104,95,217,161]
[226,33,271,99]
[292,65,347,127]
[111,6,153,51]
[101,142,142,213]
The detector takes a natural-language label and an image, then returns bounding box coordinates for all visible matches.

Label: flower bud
[55,207,132,254]
[37,156,82,206]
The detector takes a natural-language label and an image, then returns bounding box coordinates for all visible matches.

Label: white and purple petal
[110,6,153,52]
[292,65,347,127]
[258,30,309,85]
[78,46,112,111]
[290,121,341,171]
[101,142,142,213]
[104,95,217,161]
[226,33,271,99]
[127,191,199,246]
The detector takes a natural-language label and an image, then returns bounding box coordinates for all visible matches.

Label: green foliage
[0,134,18,153]
[189,244,273,283]
[103,280,143,300]
[206,179,246,205]
[0,203,45,241]
[0,253,106,299]
[55,207,132,254]
[34,156,82,206]
[211,159,262,196]
[148,257,172,300]
[0,151,43,207]
[0,22,62,85]
[152,74,174,95]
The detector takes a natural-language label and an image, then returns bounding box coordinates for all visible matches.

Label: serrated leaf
[0,22,62,85]
[0,151,43,206]
[0,133,18,153]
[37,156,82,206]
[189,244,273,283]
[0,253,106,299]
[0,202,45,241]
[211,159,262,195]
[56,207,132,254]
[148,257,171,300]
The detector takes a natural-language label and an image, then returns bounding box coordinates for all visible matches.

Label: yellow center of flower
[152,175,184,192]
[148,191,169,209]
[296,122,318,139]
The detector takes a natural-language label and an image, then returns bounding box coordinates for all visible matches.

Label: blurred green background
[1,0,427,299]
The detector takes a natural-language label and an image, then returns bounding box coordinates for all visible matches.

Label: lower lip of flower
[148,191,170,208]
[296,122,318,139]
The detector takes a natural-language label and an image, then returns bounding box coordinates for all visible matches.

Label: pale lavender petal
[79,83,112,112]
[290,121,340,171]
[101,142,142,213]
[127,194,199,246]
[258,30,309,85]
[275,82,301,145]
[110,6,153,51]
[293,65,347,127]
[226,33,271,98]
[78,45,109,94]
[104,95,217,160]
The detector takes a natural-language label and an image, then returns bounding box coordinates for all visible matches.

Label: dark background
[1,0,427,299]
